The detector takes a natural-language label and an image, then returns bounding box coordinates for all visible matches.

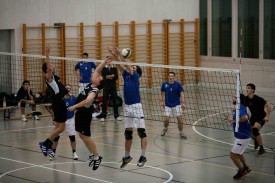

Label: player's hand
[181,103,186,110]
[227,117,233,123]
[67,106,75,112]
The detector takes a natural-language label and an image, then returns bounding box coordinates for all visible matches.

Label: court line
[192,112,274,153]
[0,157,173,183]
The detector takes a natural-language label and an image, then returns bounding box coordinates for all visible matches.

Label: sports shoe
[233,169,246,180]
[96,113,107,119]
[120,156,133,168]
[115,117,122,121]
[88,155,95,167]
[73,152,79,160]
[39,141,48,156]
[33,115,40,120]
[244,167,251,174]
[49,152,56,161]
[137,156,147,167]
[21,115,27,122]
[161,128,168,136]
[89,156,103,170]
[254,138,259,150]
[179,132,187,139]
[100,118,105,122]
[258,147,266,155]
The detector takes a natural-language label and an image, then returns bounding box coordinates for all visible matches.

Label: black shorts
[75,107,92,137]
[52,98,67,123]
[250,118,265,127]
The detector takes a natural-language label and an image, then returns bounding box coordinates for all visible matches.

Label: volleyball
[121,48,132,59]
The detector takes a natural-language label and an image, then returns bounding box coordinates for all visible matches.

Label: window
[212,0,232,57]
[238,0,259,58]
[200,0,207,56]
[264,0,275,59]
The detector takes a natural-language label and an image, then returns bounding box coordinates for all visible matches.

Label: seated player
[16,80,39,122]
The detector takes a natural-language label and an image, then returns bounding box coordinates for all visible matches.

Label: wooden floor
[0,91,275,183]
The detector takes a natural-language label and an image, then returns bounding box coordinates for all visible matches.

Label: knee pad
[252,128,260,137]
[69,135,76,142]
[137,128,147,139]
[53,135,60,142]
[124,130,133,140]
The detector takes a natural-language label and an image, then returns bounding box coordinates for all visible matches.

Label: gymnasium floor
[0,91,275,183]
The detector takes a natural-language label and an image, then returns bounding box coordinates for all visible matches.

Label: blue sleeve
[161,83,165,92]
[178,82,184,92]
[130,71,139,81]
[75,62,80,70]
[91,62,96,69]
[122,70,128,77]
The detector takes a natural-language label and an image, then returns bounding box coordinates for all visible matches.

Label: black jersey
[76,83,99,109]
[45,75,68,100]
[245,95,266,120]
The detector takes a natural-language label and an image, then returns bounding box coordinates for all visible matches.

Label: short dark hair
[169,71,176,76]
[22,80,30,85]
[42,63,47,73]
[83,52,88,57]
[135,65,142,77]
[246,83,256,92]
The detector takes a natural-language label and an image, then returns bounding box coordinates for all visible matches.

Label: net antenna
[235,22,245,132]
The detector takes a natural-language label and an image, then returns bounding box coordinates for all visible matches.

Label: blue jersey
[161,81,184,107]
[75,61,96,83]
[232,105,252,139]
[64,95,76,119]
[122,70,141,105]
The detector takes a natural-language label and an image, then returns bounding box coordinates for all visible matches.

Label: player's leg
[174,105,186,138]
[252,121,265,155]
[20,102,27,122]
[161,106,171,136]
[230,138,251,180]
[76,108,102,170]
[67,118,78,160]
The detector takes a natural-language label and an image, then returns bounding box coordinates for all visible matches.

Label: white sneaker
[161,128,168,136]
[49,152,56,161]
[115,117,122,121]
[179,132,187,139]
[73,152,79,160]
[21,115,27,122]
[100,118,105,122]
[34,115,40,120]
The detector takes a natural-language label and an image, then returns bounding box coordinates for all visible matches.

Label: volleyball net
[0,52,240,131]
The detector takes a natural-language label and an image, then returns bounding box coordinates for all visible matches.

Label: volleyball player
[39,45,68,158]
[160,72,186,138]
[74,52,96,93]
[67,55,114,170]
[107,46,148,168]
[49,84,79,161]
[245,83,271,155]
[228,94,251,180]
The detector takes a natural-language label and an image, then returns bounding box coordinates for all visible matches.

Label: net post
[235,71,240,132]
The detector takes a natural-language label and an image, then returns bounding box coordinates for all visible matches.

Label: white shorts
[79,83,89,93]
[124,103,145,129]
[231,138,251,155]
[65,117,77,136]
[164,105,182,117]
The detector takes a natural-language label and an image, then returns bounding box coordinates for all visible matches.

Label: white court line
[192,112,274,153]
[0,156,112,183]
[0,125,53,134]
[0,157,173,183]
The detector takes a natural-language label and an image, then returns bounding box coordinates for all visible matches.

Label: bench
[0,103,52,120]
[0,106,18,120]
